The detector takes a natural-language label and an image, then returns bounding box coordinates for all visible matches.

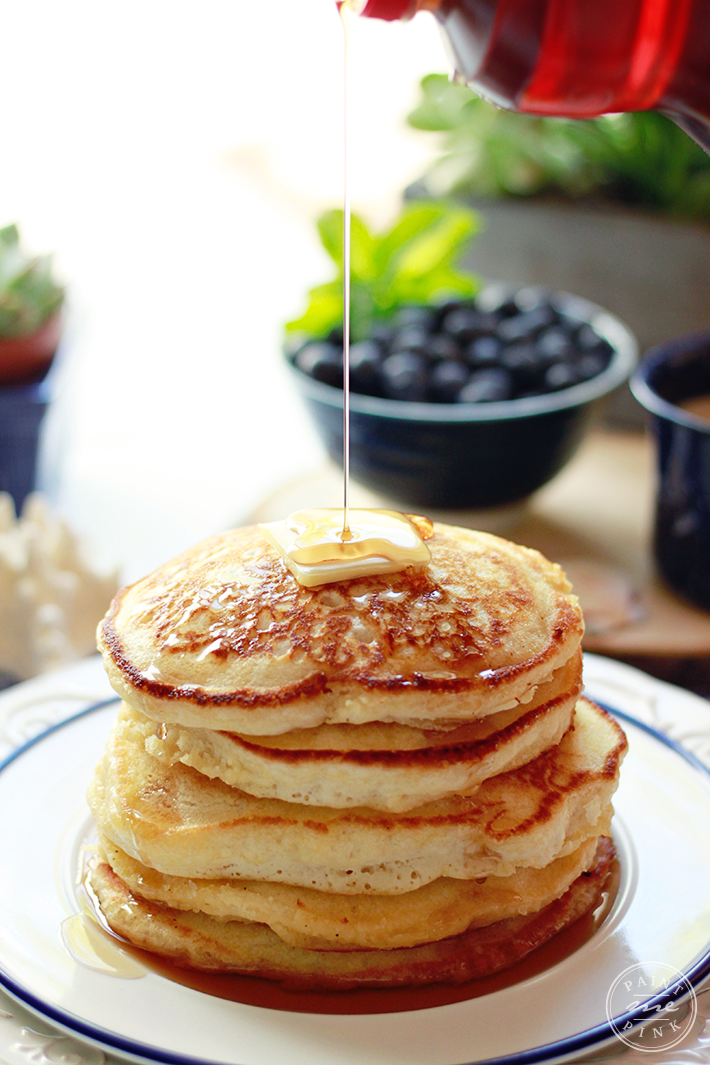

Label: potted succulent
[285,200,636,510]
[405,79,710,395]
[0,224,65,511]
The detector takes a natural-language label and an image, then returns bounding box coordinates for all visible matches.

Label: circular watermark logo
[606,962,697,1052]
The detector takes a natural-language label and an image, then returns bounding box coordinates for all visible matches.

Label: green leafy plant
[286,200,480,342]
[0,224,65,339]
[407,74,710,220]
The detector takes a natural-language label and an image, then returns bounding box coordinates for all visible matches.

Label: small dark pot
[0,377,51,514]
[631,333,710,611]
[289,292,637,511]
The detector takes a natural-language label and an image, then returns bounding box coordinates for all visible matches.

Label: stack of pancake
[87,521,627,990]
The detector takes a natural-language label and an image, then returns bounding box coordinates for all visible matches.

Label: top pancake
[98,522,584,734]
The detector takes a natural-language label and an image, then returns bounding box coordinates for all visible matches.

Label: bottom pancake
[87,837,615,991]
[95,831,602,951]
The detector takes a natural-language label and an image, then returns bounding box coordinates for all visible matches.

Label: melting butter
[259,508,432,587]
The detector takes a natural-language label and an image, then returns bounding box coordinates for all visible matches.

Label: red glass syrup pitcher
[352,0,710,149]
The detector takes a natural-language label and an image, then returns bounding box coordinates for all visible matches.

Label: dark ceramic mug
[631,333,710,611]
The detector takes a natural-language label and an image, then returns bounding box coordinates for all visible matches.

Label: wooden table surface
[249,429,710,694]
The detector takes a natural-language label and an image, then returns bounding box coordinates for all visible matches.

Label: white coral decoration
[0,492,119,681]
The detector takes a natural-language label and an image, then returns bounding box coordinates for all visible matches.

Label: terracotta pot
[0,315,62,386]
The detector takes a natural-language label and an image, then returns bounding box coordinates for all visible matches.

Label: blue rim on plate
[0,698,709,1065]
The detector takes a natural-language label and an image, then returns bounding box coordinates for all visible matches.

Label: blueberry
[499,342,545,389]
[390,325,430,356]
[497,307,557,343]
[465,335,502,367]
[381,352,428,402]
[370,321,395,349]
[457,368,514,403]
[429,359,470,402]
[348,340,383,396]
[296,341,343,387]
[476,311,501,334]
[576,352,609,381]
[441,307,493,344]
[426,334,461,363]
[537,326,574,362]
[496,314,534,344]
[543,362,580,392]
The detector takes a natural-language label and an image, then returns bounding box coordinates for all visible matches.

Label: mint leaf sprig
[286,200,481,342]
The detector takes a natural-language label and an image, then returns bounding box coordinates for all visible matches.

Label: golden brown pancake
[88,518,626,992]
[97,523,584,734]
[96,832,599,951]
[87,836,615,989]
[132,650,582,811]
[87,697,625,893]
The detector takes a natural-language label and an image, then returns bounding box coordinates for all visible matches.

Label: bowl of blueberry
[286,282,637,511]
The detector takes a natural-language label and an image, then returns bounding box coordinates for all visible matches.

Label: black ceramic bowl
[631,332,710,611]
[287,288,637,511]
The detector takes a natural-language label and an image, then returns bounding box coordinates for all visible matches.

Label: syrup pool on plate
[73,847,621,1015]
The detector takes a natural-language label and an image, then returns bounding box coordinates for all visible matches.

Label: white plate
[1,676,710,1065]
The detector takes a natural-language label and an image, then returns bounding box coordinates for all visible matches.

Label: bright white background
[1,0,445,580]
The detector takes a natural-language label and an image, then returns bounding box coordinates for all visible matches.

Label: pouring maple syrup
[263,1,434,587]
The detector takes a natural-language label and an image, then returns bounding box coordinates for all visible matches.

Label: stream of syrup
[260,2,435,587]
[340,0,353,538]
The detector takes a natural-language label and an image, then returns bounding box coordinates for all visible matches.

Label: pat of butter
[259,508,432,588]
